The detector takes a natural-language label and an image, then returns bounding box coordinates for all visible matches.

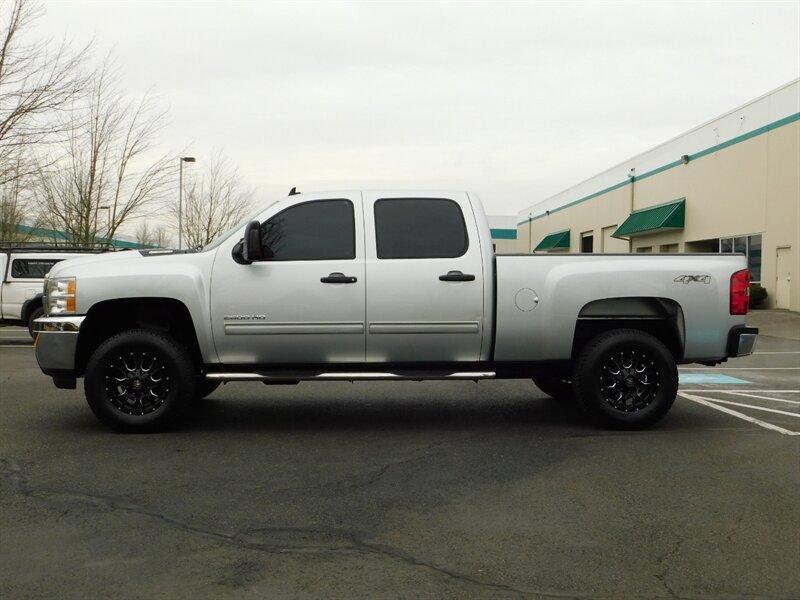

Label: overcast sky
[39,1,800,220]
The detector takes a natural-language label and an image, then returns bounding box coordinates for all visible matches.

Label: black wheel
[196,379,221,400]
[84,329,197,433]
[532,374,575,401]
[573,329,678,430]
[27,305,44,338]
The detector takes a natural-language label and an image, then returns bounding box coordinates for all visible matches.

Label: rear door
[363,193,485,363]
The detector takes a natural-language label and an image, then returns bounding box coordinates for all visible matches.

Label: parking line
[700,398,800,418]
[680,367,800,370]
[753,351,800,354]
[726,391,800,405]
[678,392,800,436]
[680,390,800,393]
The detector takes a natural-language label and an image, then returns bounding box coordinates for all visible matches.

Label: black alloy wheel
[84,329,196,433]
[573,328,678,429]
[104,350,170,416]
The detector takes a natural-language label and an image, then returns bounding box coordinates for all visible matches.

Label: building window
[719,234,761,283]
[659,244,679,253]
[581,232,594,253]
[636,247,652,253]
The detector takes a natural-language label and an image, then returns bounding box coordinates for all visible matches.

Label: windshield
[201,201,278,252]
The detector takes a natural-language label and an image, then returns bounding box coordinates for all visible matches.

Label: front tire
[84,329,197,433]
[573,329,678,430]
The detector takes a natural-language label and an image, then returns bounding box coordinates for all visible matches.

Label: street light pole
[99,205,111,246]
[178,156,196,249]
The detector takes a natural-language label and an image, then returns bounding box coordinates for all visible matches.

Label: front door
[210,196,366,364]
[362,193,486,363]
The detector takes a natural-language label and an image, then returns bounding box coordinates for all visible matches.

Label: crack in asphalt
[0,456,586,599]
[654,534,688,599]
[259,434,481,496]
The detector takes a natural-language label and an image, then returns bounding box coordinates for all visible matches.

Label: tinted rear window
[374,198,468,259]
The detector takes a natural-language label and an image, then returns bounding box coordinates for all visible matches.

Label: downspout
[528,212,532,253]
[628,168,636,253]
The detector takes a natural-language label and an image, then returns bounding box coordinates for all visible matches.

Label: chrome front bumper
[34,316,85,374]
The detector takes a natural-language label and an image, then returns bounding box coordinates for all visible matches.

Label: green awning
[534,229,570,251]
[613,199,685,239]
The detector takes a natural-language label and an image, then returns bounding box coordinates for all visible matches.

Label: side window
[260,199,355,261]
[11,259,61,279]
[374,198,468,259]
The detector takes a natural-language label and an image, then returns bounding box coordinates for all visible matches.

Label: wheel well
[572,297,685,361]
[75,298,202,376]
[21,295,44,322]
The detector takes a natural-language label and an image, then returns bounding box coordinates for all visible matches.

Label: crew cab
[1,245,104,337]
[33,190,758,432]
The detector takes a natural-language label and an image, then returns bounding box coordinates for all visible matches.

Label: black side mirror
[242,220,264,262]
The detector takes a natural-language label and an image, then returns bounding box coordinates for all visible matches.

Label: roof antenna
[288,187,300,196]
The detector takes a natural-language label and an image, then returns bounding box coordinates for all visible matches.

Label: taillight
[730,269,750,315]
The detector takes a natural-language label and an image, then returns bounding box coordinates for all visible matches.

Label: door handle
[439,270,475,282]
[321,272,357,284]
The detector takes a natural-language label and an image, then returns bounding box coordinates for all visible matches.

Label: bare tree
[0,156,37,240]
[135,220,172,248]
[0,0,90,186]
[177,153,254,249]
[36,61,174,244]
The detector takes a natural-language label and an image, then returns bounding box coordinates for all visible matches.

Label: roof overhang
[613,199,686,239]
[534,229,570,251]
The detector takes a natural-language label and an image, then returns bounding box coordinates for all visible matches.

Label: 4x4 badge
[674,275,711,284]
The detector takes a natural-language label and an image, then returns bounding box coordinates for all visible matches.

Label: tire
[27,305,44,338]
[573,329,678,430]
[84,329,197,433]
[532,374,575,401]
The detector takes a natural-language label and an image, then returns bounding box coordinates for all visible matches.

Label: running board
[206,371,497,382]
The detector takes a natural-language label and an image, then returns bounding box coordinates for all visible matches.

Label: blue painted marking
[679,373,750,385]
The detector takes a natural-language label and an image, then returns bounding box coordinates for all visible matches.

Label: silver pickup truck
[34,190,757,432]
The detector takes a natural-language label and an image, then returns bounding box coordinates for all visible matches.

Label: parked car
[0,245,107,337]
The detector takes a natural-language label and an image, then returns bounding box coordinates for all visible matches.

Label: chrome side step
[206,371,497,382]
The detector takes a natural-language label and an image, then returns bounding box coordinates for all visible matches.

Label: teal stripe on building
[518,111,800,226]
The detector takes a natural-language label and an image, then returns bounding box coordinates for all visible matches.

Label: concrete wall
[517,79,800,311]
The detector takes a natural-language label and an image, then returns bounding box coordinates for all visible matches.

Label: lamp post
[178,156,196,249]
[99,205,111,246]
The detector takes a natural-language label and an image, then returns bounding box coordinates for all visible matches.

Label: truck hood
[47,249,202,279]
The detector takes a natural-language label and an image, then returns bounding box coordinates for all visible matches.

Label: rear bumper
[34,316,85,383]
[727,326,759,358]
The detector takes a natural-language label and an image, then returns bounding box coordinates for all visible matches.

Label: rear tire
[84,329,197,433]
[573,329,678,430]
[28,306,44,338]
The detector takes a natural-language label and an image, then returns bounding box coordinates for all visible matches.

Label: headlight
[44,276,77,315]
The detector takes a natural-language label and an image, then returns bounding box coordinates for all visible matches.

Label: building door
[775,247,791,309]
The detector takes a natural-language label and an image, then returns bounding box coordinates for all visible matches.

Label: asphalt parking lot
[1,312,798,599]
